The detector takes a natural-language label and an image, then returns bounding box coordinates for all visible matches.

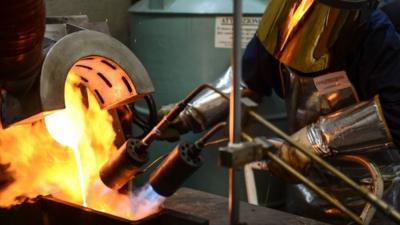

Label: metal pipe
[241,132,363,225]
[229,0,242,224]
[247,110,400,223]
[231,0,242,143]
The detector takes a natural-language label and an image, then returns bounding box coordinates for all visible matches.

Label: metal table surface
[165,188,328,225]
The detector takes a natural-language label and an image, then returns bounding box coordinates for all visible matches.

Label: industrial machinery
[128,0,285,201]
[2,1,400,225]
[0,1,154,128]
[99,84,227,191]
[97,75,400,224]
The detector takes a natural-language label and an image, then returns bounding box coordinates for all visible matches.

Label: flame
[130,183,166,220]
[0,71,157,220]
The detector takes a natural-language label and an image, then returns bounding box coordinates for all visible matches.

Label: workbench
[165,188,328,225]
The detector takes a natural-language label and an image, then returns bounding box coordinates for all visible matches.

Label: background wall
[45,0,138,45]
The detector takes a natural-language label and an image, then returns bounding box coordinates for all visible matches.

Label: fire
[0,71,148,220]
[130,183,166,220]
[45,76,88,207]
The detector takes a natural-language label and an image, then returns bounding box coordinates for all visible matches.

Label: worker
[249,1,400,224]
[159,0,400,224]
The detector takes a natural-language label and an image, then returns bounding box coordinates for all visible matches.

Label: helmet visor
[257,0,364,73]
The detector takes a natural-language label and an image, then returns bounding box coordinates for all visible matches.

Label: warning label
[215,16,261,49]
[314,71,353,95]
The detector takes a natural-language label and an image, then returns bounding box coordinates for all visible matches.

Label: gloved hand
[267,127,314,183]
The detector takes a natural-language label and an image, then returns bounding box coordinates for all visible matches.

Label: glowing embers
[71,56,139,110]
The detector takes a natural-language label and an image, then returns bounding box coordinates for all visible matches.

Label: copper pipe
[0,0,45,92]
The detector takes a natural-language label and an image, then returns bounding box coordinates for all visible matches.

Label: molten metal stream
[44,77,88,207]
[71,146,88,207]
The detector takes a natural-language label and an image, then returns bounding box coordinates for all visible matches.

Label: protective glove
[268,96,394,183]
[156,96,256,142]
[267,127,314,183]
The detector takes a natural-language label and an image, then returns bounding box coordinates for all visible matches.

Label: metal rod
[229,0,242,224]
[247,110,400,223]
[192,122,227,155]
[204,138,229,147]
[241,132,363,224]
[231,0,242,143]
[195,122,227,148]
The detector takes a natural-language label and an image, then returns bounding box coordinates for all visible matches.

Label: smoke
[129,183,166,220]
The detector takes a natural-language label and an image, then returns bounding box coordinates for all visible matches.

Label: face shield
[257,0,375,73]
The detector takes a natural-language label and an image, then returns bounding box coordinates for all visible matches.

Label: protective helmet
[257,0,379,73]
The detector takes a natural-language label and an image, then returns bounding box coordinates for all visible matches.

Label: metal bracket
[219,137,274,168]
